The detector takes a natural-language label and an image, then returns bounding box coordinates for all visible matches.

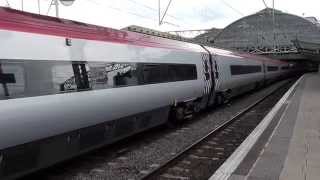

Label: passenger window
[143,64,162,84]
[230,65,261,75]
[168,64,197,81]
[0,62,24,99]
[0,61,198,100]
[168,65,179,81]
[52,64,76,92]
[0,86,3,99]
[89,63,112,89]
[267,66,279,71]
[112,63,139,87]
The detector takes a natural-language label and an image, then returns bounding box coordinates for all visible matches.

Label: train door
[200,51,215,108]
[213,56,220,88]
[209,55,220,105]
[207,54,216,107]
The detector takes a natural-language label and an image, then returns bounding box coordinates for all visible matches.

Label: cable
[37,0,40,14]
[125,0,190,25]
[87,0,157,22]
[159,0,173,25]
[262,0,268,8]
[87,0,188,28]
[46,0,53,15]
[126,0,157,13]
[220,0,244,16]
[4,0,10,7]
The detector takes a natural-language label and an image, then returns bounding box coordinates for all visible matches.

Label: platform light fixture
[47,0,76,18]
[59,0,75,6]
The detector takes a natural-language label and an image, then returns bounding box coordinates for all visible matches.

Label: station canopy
[194,8,320,61]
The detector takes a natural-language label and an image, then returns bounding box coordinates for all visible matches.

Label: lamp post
[54,0,59,18]
[272,0,275,51]
[38,0,41,14]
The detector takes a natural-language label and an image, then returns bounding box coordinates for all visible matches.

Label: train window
[267,66,279,71]
[168,65,180,81]
[52,64,76,93]
[88,63,111,89]
[281,66,289,70]
[23,61,57,97]
[168,64,197,81]
[230,65,261,75]
[0,61,197,100]
[0,63,24,99]
[113,63,140,87]
[142,64,163,84]
[183,65,197,80]
[0,86,6,100]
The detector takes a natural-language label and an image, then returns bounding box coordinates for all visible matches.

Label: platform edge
[208,76,305,180]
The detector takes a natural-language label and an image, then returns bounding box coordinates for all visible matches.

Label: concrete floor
[216,73,320,180]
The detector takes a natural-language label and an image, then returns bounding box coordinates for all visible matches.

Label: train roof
[206,46,287,65]
[0,7,287,65]
[0,7,203,52]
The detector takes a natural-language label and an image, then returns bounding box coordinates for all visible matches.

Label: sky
[0,0,319,37]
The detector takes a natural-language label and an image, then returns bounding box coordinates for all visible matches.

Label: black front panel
[230,65,262,75]
[0,60,197,100]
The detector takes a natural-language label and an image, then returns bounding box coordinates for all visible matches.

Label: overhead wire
[125,0,185,23]
[46,0,53,15]
[86,0,157,22]
[124,0,195,28]
[159,0,173,25]
[86,0,191,29]
[262,0,268,8]
[220,0,244,16]
[4,0,10,7]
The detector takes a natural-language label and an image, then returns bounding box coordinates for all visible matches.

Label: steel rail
[140,81,290,180]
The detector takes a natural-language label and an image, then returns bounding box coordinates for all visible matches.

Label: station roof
[195,8,320,61]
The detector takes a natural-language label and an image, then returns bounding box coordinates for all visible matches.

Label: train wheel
[193,102,201,113]
[168,106,185,125]
[174,107,185,123]
[215,94,224,105]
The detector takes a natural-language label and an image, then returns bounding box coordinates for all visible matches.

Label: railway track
[140,79,296,180]
[20,79,296,180]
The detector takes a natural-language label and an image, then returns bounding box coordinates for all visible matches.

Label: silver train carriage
[0,7,295,179]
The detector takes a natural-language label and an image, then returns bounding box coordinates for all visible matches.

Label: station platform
[210,73,320,180]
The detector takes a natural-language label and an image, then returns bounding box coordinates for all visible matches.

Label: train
[0,7,300,179]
